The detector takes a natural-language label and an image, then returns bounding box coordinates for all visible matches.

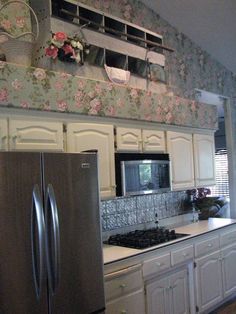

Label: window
[209,149,229,198]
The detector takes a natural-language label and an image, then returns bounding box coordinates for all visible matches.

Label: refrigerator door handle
[31,184,46,300]
[46,184,60,295]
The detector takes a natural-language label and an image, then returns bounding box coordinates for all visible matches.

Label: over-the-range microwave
[115,153,171,197]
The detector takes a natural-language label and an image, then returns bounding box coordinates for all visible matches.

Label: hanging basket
[104,64,130,85]
[0,0,39,66]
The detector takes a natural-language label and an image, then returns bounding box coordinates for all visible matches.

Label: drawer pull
[207,243,213,247]
[120,310,127,314]
[182,252,189,257]
[119,283,127,289]
[156,262,164,267]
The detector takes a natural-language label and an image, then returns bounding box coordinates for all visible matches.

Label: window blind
[210,149,229,198]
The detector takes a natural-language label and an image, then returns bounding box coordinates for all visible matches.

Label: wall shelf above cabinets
[31,0,172,82]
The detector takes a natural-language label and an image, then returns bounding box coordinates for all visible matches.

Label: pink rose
[78,80,85,89]
[107,106,116,116]
[1,20,12,30]
[12,79,23,90]
[53,32,67,42]
[62,44,74,56]
[89,98,101,115]
[54,81,64,90]
[20,101,30,108]
[16,17,25,28]
[33,68,47,81]
[74,91,83,101]
[45,45,58,59]
[57,100,68,112]
[0,88,8,102]
[130,89,138,99]
[95,83,102,94]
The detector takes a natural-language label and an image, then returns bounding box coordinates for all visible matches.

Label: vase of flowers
[45,31,90,65]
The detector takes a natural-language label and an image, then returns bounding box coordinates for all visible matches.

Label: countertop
[103,218,236,265]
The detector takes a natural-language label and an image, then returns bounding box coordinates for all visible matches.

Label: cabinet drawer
[195,236,219,257]
[142,253,171,278]
[106,290,145,314]
[171,245,194,266]
[105,265,143,301]
[220,229,236,247]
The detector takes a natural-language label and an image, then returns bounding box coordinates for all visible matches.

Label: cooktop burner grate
[104,227,189,249]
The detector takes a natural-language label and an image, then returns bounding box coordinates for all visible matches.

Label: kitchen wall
[1,0,236,227]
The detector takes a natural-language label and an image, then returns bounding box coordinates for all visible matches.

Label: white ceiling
[140,0,236,74]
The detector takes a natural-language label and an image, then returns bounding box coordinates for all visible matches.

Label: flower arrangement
[45,32,89,64]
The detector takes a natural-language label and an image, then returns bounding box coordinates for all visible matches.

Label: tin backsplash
[101,191,188,231]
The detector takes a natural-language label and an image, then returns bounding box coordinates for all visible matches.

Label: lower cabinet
[146,268,190,314]
[222,244,236,298]
[104,264,145,314]
[106,290,145,314]
[195,250,223,313]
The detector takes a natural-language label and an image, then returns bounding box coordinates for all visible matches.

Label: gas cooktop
[104,227,189,249]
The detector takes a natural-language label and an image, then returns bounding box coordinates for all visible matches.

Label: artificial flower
[45,31,90,65]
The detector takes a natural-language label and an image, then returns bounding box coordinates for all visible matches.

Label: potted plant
[186,188,228,220]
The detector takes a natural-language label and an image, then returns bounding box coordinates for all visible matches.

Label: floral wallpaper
[0,62,217,129]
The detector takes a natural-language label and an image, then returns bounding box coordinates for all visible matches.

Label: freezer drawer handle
[31,184,46,300]
[46,184,60,295]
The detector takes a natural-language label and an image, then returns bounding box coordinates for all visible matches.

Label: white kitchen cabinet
[166,131,194,190]
[0,118,8,151]
[105,264,145,314]
[8,119,64,151]
[193,134,216,187]
[146,268,189,314]
[195,250,223,313]
[221,244,236,298]
[116,127,165,152]
[66,123,115,199]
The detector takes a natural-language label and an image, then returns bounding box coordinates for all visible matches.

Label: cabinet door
[9,119,64,151]
[170,269,189,314]
[195,251,223,313]
[166,132,194,190]
[116,127,142,151]
[67,123,115,199]
[222,244,236,298]
[106,290,145,314]
[146,276,170,314]
[0,118,8,151]
[142,130,165,152]
[193,134,216,187]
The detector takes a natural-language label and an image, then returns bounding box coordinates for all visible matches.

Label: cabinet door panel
[195,251,223,313]
[170,269,189,314]
[116,127,142,151]
[167,132,194,190]
[193,134,215,187]
[67,123,115,199]
[146,277,170,314]
[106,290,145,314]
[9,120,63,151]
[142,130,165,152]
[0,118,8,151]
[222,245,236,298]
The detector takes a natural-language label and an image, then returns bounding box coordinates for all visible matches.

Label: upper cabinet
[193,134,216,187]
[167,131,195,190]
[116,127,165,153]
[66,123,116,199]
[8,119,64,152]
[0,118,8,151]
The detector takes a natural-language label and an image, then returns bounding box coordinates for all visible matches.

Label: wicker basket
[0,0,39,66]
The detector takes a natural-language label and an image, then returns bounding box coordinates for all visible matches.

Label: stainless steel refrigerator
[0,152,105,314]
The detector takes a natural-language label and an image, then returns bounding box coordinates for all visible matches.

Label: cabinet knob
[156,262,163,267]
[119,283,127,289]
[207,243,213,247]
[120,310,127,314]
[182,252,189,257]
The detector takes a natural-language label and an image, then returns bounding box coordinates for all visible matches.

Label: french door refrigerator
[0,152,105,314]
